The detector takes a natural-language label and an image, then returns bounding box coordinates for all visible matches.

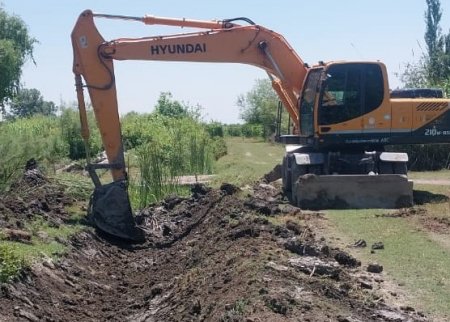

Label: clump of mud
[0,181,427,321]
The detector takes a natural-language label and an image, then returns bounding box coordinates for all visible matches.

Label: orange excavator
[72,10,450,241]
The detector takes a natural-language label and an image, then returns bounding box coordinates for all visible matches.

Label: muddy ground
[0,172,431,321]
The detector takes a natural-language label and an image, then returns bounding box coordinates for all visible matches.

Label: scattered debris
[334,251,361,267]
[367,263,384,274]
[350,239,367,248]
[372,242,385,250]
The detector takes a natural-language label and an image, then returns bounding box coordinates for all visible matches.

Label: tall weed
[126,115,215,208]
[0,116,64,189]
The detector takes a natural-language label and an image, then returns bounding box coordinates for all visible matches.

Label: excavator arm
[71,10,308,241]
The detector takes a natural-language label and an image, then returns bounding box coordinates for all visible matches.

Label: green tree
[154,91,202,120]
[424,0,450,84]
[397,0,450,171]
[8,88,57,118]
[0,6,37,113]
[154,92,188,118]
[237,79,288,138]
[401,0,450,94]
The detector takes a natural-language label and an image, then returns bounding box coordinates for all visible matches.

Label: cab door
[299,68,322,136]
[361,64,390,134]
[317,63,363,135]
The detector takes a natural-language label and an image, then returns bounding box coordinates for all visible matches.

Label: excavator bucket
[89,181,145,242]
[292,174,413,210]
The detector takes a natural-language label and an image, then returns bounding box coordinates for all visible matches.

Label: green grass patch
[0,206,86,283]
[26,216,83,240]
[325,208,450,317]
[0,237,69,283]
[409,169,450,180]
[213,137,284,187]
[51,172,93,201]
[0,244,26,283]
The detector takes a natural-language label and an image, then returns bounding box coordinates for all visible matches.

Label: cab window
[319,63,384,125]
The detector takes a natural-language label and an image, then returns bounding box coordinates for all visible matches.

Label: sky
[3,0,450,123]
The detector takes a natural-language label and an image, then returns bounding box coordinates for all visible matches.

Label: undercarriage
[282,147,413,209]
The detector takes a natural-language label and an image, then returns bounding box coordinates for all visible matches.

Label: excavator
[72,10,450,242]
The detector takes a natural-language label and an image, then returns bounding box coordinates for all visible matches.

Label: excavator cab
[316,62,385,135]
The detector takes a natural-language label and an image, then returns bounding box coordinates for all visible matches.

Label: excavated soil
[0,168,74,235]
[0,175,428,321]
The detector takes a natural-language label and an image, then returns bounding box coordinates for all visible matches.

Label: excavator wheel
[379,161,408,175]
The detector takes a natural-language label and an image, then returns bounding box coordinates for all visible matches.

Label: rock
[265,296,288,315]
[220,183,240,195]
[191,183,210,196]
[350,239,367,248]
[284,239,319,256]
[229,226,260,239]
[243,199,273,216]
[371,242,384,250]
[289,257,341,279]
[360,281,373,289]
[285,220,303,234]
[15,308,40,322]
[367,263,383,273]
[334,251,361,267]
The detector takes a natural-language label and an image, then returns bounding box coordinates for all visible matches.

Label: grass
[324,201,450,318]
[212,137,284,187]
[0,215,84,283]
[0,172,89,283]
[0,211,85,276]
[408,169,450,180]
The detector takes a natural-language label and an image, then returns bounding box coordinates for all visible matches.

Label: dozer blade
[89,181,145,243]
[293,174,413,209]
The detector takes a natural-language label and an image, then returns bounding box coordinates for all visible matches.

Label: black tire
[379,162,393,174]
[308,165,323,175]
[291,161,307,206]
[393,162,407,175]
[282,155,292,192]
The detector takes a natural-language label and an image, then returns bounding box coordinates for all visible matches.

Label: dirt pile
[0,166,74,234]
[0,182,428,321]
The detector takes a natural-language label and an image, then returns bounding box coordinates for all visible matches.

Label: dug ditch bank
[0,176,428,321]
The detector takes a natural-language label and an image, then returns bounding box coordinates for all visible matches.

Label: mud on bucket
[88,181,145,243]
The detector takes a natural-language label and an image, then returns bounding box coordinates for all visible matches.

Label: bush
[0,244,25,283]
[391,144,450,171]
[210,137,228,160]
[124,114,216,207]
[224,124,242,137]
[0,115,64,189]
[205,122,224,138]
[59,107,102,160]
